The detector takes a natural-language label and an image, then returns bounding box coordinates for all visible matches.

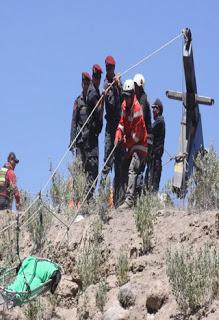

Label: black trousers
[0,197,9,210]
[75,144,98,201]
[100,127,127,208]
[145,156,162,192]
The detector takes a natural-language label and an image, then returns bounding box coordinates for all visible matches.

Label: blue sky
[0,0,218,195]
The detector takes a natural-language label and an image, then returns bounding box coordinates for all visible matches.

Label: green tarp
[6,256,59,305]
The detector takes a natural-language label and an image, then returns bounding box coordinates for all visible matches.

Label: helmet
[123,79,135,96]
[133,73,145,88]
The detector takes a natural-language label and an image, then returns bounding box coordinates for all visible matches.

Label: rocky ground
[0,205,219,320]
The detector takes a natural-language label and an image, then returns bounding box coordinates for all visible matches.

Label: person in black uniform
[85,64,103,199]
[145,98,165,192]
[100,56,126,207]
[70,71,91,165]
[70,66,103,200]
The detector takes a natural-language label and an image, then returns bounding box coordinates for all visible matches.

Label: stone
[118,284,136,309]
[57,276,78,298]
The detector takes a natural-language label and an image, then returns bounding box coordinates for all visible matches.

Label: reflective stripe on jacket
[0,167,8,195]
[0,163,20,204]
[115,95,148,158]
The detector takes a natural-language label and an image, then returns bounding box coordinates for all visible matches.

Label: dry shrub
[96,278,108,312]
[115,247,129,286]
[134,192,160,253]
[166,246,219,315]
[188,147,219,211]
[77,217,105,291]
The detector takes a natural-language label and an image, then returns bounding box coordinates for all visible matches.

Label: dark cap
[8,152,19,164]
[105,55,116,66]
[152,98,163,114]
[92,64,103,75]
[82,72,91,81]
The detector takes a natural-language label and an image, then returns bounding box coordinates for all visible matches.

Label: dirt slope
[0,207,219,320]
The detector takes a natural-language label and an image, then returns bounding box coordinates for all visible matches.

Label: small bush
[166,246,219,315]
[96,178,111,223]
[24,299,42,320]
[96,278,108,312]
[134,192,160,253]
[21,195,52,252]
[188,147,219,211]
[77,217,104,291]
[68,158,88,208]
[50,169,71,209]
[115,247,129,286]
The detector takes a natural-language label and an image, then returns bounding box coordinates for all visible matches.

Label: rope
[56,143,118,248]
[119,32,183,78]
[15,211,31,293]
[0,31,183,236]
[41,202,69,230]
[20,204,43,229]
[0,194,40,235]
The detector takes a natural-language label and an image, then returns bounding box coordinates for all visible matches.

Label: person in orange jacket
[0,152,20,210]
[115,80,148,209]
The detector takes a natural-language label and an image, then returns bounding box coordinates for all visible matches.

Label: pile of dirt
[0,207,219,319]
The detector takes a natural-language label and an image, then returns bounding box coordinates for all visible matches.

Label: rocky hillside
[0,204,219,320]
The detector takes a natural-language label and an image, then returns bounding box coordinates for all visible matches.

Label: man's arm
[87,90,103,134]
[115,110,125,144]
[69,99,78,149]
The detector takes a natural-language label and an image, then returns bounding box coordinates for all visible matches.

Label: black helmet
[152,98,163,115]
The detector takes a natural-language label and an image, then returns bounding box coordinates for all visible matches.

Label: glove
[114,137,123,147]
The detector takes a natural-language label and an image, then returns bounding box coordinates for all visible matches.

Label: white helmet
[133,73,145,88]
[123,79,135,94]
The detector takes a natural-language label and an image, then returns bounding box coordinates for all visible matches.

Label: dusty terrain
[0,206,219,320]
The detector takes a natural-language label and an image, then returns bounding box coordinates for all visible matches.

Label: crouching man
[115,80,148,209]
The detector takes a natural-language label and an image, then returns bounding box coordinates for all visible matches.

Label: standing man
[100,56,124,206]
[146,99,165,192]
[85,64,103,199]
[115,80,148,209]
[133,74,152,195]
[70,72,91,165]
[0,152,20,210]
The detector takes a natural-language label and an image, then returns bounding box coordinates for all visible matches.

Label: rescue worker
[115,80,148,209]
[70,65,103,200]
[100,56,124,206]
[70,72,91,165]
[0,152,20,210]
[85,64,103,199]
[146,99,165,192]
[133,74,152,195]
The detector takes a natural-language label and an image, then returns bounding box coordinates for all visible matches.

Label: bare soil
[0,206,219,319]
